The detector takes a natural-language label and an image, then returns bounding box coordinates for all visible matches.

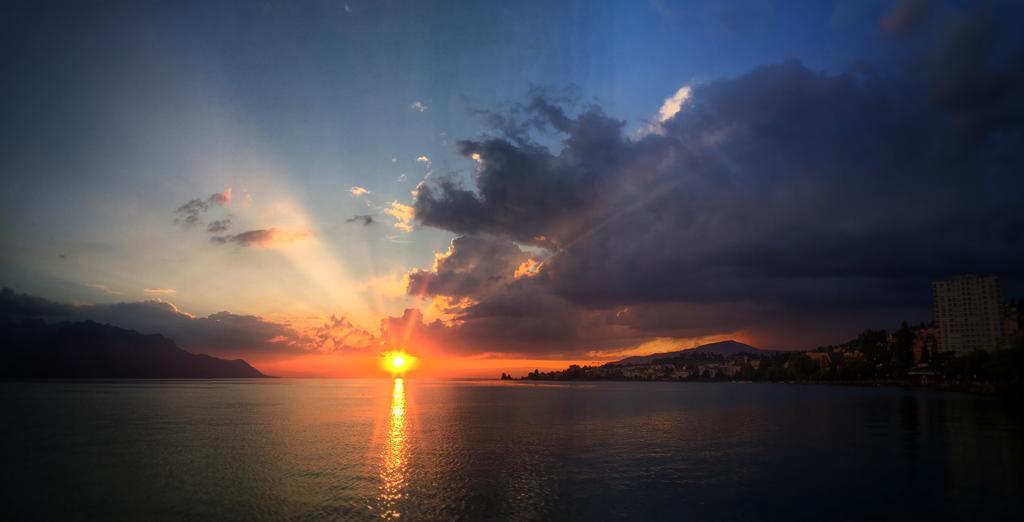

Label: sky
[2,0,1023,377]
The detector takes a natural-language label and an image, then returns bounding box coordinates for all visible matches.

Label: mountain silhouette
[0,320,269,378]
[613,340,764,366]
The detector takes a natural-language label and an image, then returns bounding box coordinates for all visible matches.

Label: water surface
[1,380,1021,520]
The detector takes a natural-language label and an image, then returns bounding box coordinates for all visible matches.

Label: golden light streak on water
[378,378,407,519]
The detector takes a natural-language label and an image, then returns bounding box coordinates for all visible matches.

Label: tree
[891,322,914,377]
[740,363,758,381]
[788,354,818,381]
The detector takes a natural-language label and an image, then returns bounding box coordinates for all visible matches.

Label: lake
[1,380,1021,520]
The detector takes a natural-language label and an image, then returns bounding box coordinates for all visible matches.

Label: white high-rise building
[933,275,1004,354]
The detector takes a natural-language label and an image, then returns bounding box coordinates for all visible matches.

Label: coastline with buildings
[505,276,1024,395]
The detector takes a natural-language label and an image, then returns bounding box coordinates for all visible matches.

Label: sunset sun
[381,351,417,376]
[391,355,406,369]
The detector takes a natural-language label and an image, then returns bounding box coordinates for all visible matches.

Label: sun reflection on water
[378,378,407,519]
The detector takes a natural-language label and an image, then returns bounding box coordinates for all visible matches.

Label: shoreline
[508,377,1019,396]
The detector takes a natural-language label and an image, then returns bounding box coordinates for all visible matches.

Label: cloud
[173,200,208,227]
[87,283,123,296]
[0,288,372,357]
[346,214,375,226]
[380,286,615,356]
[411,101,429,112]
[313,314,377,352]
[173,189,232,227]
[210,187,232,205]
[143,288,177,294]
[407,235,529,298]
[655,85,691,124]
[349,186,369,196]
[400,6,1024,354]
[416,155,431,165]
[0,288,74,318]
[513,258,542,279]
[210,228,312,248]
[206,219,232,233]
[636,85,692,138]
[176,189,309,248]
[384,201,415,232]
[0,288,304,356]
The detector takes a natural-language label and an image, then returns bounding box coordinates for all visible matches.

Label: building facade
[911,324,938,363]
[1005,300,1022,345]
[933,275,1004,354]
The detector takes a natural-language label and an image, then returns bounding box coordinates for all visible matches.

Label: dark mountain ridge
[0,320,269,378]
[612,340,766,366]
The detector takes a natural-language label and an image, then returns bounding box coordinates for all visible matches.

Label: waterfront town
[508,276,1024,390]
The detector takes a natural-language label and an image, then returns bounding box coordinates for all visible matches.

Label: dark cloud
[206,219,232,233]
[207,191,230,206]
[0,287,74,319]
[173,190,231,227]
[407,235,530,298]
[174,198,209,227]
[1,288,372,357]
[404,5,1024,353]
[209,228,311,248]
[313,314,376,351]
[346,214,375,226]
[0,288,306,356]
[210,228,275,247]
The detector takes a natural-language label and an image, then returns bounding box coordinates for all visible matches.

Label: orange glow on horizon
[252,350,592,379]
[245,332,756,379]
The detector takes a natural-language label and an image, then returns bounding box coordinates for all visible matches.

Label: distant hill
[0,320,269,378]
[612,340,765,366]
